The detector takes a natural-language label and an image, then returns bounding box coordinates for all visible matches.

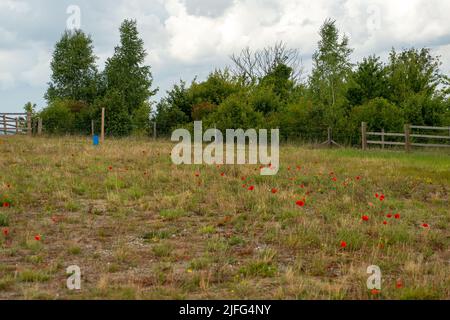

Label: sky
[1,0,450,113]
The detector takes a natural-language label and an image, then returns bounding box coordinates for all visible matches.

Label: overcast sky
[1,0,450,113]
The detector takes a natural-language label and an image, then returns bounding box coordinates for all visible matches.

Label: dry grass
[0,135,449,300]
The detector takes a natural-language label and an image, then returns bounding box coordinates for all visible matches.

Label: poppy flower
[383,220,388,225]
[379,194,385,201]
[355,176,361,181]
[299,184,305,189]
[331,177,337,182]
[220,172,225,177]
[422,223,429,228]
[371,289,380,295]
[362,215,369,221]
[34,235,41,241]
[340,241,347,248]
[241,177,246,181]
[295,200,305,207]
[394,213,400,219]
[2,228,8,236]
[375,193,379,198]
[2,202,10,208]
[287,166,291,171]
[242,184,247,188]
[248,186,255,191]
[396,280,403,289]
[271,188,278,194]
[108,166,113,171]
[386,213,393,218]
[195,172,200,177]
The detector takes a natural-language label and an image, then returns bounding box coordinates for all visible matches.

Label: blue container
[93,135,99,146]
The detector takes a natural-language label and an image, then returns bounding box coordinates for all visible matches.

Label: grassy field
[0,136,449,300]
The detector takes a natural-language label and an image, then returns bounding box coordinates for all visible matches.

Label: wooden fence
[0,112,44,136]
[361,122,450,151]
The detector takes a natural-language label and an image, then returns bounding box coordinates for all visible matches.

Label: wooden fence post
[37,118,42,135]
[15,118,19,134]
[381,128,385,150]
[153,121,157,141]
[91,120,95,137]
[101,108,105,144]
[327,127,332,148]
[404,124,411,152]
[27,111,32,136]
[3,115,6,135]
[361,122,367,151]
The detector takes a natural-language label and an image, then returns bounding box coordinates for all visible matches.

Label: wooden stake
[101,108,105,143]
[38,118,42,135]
[404,124,411,152]
[3,115,6,135]
[27,111,31,136]
[361,122,367,151]
[153,121,156,141]
[15,118,19,134]
[381,128,385,150]
[91,120,95,137]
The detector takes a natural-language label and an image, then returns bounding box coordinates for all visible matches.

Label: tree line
[33,18,450,144]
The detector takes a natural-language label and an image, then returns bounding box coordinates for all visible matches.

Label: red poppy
[340,241,347,248]
[396,280,403,289]
[331,177,337,182]
[375,193,379,198]
[362,215,369,221]
[299,184,305,189]
[195,172,200,177]
[355,176,361,181]
[2,228,9,236]
[296,166,301,171]
[383,221,388,225]
[3,202,10,208]
[271,188,278,194]
[241,177,246,181]
[295,200,305,207]
[220,172,225,177]
[422,223,429,228]
[34,235,41,241]
[379,194,385,201]
[287,166,291,171]
[242,184,247,188]
[371,289,380,295]
[394,213,400,219]
[108,166,113,171]
[386,213,393,218]
[248,186,255,191]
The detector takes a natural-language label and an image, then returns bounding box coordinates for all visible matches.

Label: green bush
[39,100,75,134]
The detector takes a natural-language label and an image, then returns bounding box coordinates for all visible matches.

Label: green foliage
[39,100,75,134]
[347,55,388,106]
[204,93,264,131]
[350,98,404,132]
[45,29,99,104]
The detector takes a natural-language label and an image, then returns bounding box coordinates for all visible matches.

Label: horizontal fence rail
[362,122,450,151]
[0,112,33,136]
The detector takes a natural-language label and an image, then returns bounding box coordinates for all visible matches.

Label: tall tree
[309,19,353,126]
[104,20,156,121]
[45,29,98,104]
[386,48,444,105]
